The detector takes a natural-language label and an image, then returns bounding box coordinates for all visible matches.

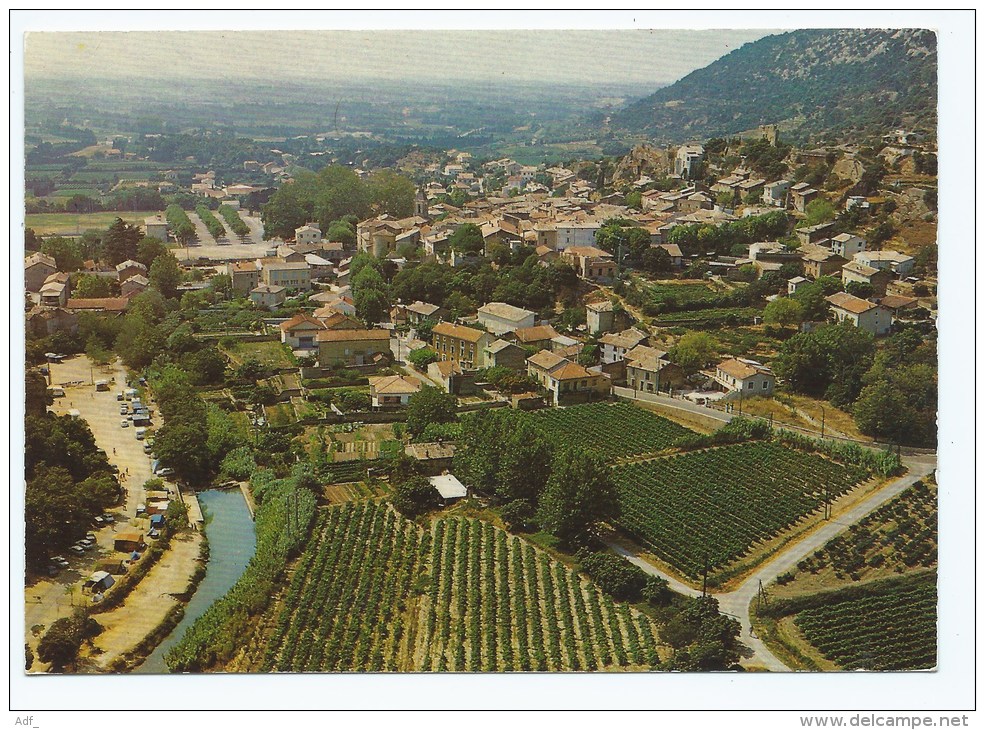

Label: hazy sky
[24,29,772,87]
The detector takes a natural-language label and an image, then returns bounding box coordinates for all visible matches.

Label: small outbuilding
[429,474,468,505]
[84,571,116,592]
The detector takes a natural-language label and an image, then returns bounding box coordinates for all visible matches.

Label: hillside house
[249,284,287,309]
[226,261,261,295]
[120,275,149,297]
[507,325,560,352]
[853,250,915,276]
[115,259,147,283]
[39,273,70,307]
[625,345,684,394]
[762,180,791,207]
[428,359,476,396]
[599,327,648,364]
[787,276,810,295]
[842,262,894,296]
[317,329,392,366]
[796,222,836,246]
[713,358,776,395]
[586,300,616,335]
[654,243,684,268]
[280,314,325,350]
[432,322,493,369]
[825,292,892,336]
[829,233,867,259]
[262,261,311,290]
[790,183,819,213]
[526,350,609,406]
[482,339,527,371]
[368,374,421,407]
[144,215,168,241]
[477,302,536,335]
[561,246,617,281]
[675,143,705,179]
[295,224,323,245]
[801,248,848,279]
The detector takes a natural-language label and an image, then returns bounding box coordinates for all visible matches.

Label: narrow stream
[135,488,256,674]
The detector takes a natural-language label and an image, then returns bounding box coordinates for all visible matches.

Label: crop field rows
[797,479,937,581]
[612,442,870,578]
[794,573,937,671]
[256,503,664,672]
[531,402,694,461]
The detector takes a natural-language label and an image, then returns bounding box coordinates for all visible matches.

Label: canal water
[136,488,256,673]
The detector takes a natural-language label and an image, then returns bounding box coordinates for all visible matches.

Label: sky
[23,29,772,87]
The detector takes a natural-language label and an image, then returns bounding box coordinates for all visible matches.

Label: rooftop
[433,321,488,343]
[429,474,468,500]
[826,291,880,315]
[478,302,535,322]
[369,374,421,395]
[316,329,391,343]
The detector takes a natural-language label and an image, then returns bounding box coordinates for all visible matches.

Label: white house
[599,327,648,364]
[368,374,421,407]
[477,302,536,335]
[279,313,325,350]
[829,233,867,259]
[429,474,468,504]
[713,358,776,395]
[675,143,705,179]
[762,180,791,207]
[295,224,323,245]
[825,291,892,336]
[853,250,915,276]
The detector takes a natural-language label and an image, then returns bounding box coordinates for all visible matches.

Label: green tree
[406,386,457,437]
[135,236,169,269]
[670,331,720,373]
[392,475,440,517]
[367,169,416,217]
[763,297,805,329]
[41,236,84,271]
[800,198,837,227]
[326,220,356,248]
[408,347,439,370]
[149,252,182,299]
[354,288,389,325]
[102,217,144,266]
[25,370,52,416]
[37,616,86,670]
[73,274,116,299]
[448,223,485,254]
[537,447,617,545]
[155,421,211,483]
[773,322,876,406]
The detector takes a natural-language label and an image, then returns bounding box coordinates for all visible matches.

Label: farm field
[612,442,870,580]
[782,479,937,594]
[25,210,160,235]
[769,572,938,671]
[220,339,295,369]
[531,402,694,461]
[640,280,726,308]
[651,306,761,325]
[251,502,665,672]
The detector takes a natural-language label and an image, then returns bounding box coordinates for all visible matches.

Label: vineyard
[792,572,937,671]
[793,480,937,583]
[218,204,250,236]
[252,502,665,672]
[195,204,227,239]
[612,442,870,579]
[531,402,694,460]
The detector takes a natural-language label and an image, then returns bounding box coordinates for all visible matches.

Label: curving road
[607,453,937,671]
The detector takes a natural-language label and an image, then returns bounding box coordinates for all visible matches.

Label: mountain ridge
[613,29,937,144]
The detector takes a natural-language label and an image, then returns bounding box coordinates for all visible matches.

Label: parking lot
[25,354,166,664]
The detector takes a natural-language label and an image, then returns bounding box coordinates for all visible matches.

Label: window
[747,381,754,389]
[762,381,769,389]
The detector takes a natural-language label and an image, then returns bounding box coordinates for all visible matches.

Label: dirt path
[87,531,204,670]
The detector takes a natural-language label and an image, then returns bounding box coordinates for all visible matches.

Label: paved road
[607,453,937,671]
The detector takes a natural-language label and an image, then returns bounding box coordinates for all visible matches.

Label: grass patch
[25,210,160,236]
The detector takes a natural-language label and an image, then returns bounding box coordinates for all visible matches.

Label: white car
[52,556,69,568]
[121,419,130,428]
[69,545,85,556]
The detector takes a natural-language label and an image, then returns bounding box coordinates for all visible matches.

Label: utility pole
[820,406,826,440]
[701,553,709,598]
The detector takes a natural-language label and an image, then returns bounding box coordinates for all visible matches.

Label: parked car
[69,545,85,556]
[120,419,130,428]
[93,516,104,526]
[120,405,129,415]
[156,467,175,478]
[143,444,153,454]
[85,532,96,541]
[47,564,60,577]
[116,392,125,401]
[102,514,115,524]
[79,537,95,548]
[52,556,69,567]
